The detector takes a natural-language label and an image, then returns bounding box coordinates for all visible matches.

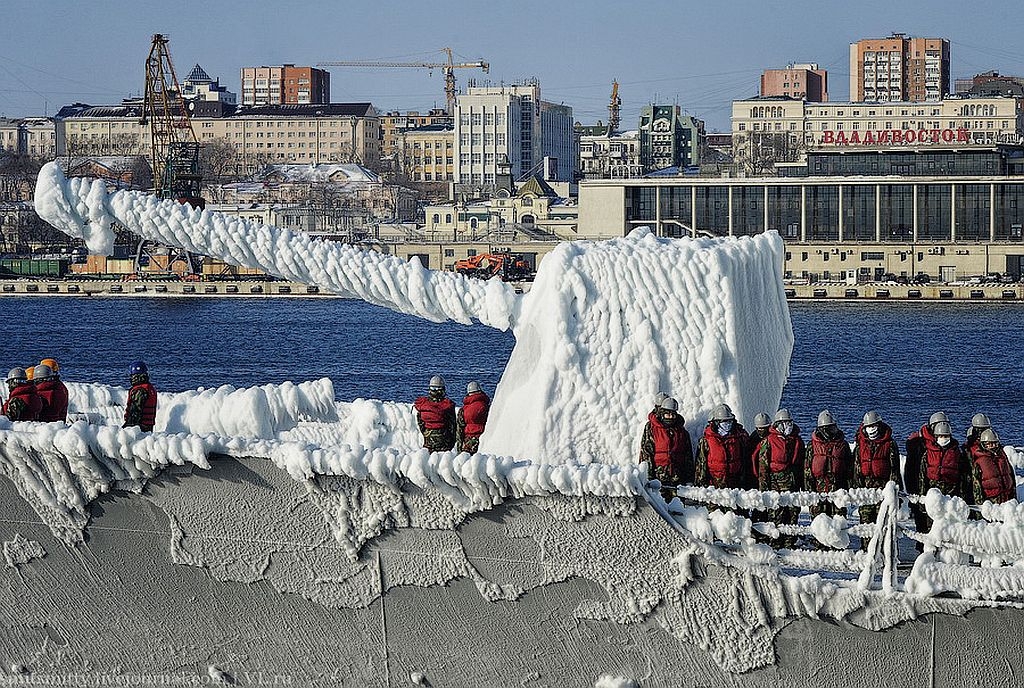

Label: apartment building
[240,65,330,106]
[850,33,950,102]
[453,81,575,188]
[396,125,454,183]
[379,109,453,162]
[638,105,705,171]
[578,129,642,179]
[57,103,380,176]
[0,117,58,158]
[761,63,828,101]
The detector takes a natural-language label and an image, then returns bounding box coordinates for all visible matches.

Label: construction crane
[608,80,621,134]
[319,48,489,114]
[137,33,204,277]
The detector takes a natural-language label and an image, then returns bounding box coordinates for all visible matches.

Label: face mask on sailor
[865,424,880,439]
[716,420,733,435]
[983,441,1000,451]
[779,421,794,436]
[660,410,677,423]
[936,435,952,447]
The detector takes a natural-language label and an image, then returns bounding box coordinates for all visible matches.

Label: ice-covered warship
[0,163,1021,686]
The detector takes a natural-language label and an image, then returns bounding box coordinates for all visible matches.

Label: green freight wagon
[0,259,70,278]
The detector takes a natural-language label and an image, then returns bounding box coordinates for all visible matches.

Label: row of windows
[458,112,506,125]
[628,184,1024,241]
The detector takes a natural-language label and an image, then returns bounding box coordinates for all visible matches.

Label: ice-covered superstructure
[33,163,793,464]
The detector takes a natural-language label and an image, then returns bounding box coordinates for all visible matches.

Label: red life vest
[856,422,896,480]
[809,431,850,487]
[703,424,747,486]
[970,444,1015,503]
[125,382,158,431]
[766,425,804,474]
[3,384,42,421]
[649,412,693,474]
[461,392,490,438]
[35,379,69,422]
[923,426,962,485]
[414,396,455,430]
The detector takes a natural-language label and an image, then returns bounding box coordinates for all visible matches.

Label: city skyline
[1,1,1023,131]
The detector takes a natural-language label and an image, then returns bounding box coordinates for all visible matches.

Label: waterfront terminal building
[577,144,1024,283]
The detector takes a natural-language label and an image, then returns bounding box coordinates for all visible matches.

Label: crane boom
[318,48,489,114]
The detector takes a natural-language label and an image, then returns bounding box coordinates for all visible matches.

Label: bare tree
[735,132,807,176]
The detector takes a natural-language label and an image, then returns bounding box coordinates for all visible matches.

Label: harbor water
[5,296,1022,445]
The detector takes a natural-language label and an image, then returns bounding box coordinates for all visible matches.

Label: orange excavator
[454,252,532,281]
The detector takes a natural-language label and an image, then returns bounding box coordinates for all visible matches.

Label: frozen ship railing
[669,481,1024,600]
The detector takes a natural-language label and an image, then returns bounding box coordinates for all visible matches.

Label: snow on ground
[34,163,792,466]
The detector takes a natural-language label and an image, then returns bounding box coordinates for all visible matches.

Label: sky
[2,0,1023,132]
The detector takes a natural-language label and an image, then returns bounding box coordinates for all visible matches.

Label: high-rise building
[240,65,330,107]
[849,33,949,102]
[761,63,828,101]
[638,105,704,172]
[453,80,575,188]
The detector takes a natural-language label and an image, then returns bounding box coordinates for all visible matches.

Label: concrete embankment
[2,279,1023,301]
[0,279,330,297]
[787,283,1024,301]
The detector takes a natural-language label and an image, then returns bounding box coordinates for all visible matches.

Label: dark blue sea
[6,297,1023,445]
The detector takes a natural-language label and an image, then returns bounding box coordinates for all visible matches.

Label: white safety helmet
[428,375,445,391]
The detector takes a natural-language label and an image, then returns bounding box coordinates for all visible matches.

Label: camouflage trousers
[460,434,481,454]
[857,478,887,533]
[650,464,680,502]
[760,471,800,546]
[422,429,455,453]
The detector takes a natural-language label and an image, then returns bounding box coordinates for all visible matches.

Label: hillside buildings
[849,34,950,103]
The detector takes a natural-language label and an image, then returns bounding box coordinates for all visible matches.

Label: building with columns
[577,145,1024,282]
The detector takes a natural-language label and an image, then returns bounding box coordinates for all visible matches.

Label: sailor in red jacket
[3,367,42,421]
[804,410,853,518]
[123,360,158,432]
[457,381,491,453]
[638,397,694,499]
[968,428,1016,506]
[695,403,748,489]
[852,410,901,544]
[414,375,456,452]
[906,411,949,536]
[34,361,69,423]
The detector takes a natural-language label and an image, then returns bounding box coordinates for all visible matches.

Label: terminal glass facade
[731,186,764,236]
[956,184,990,241]
[917,184,952,240]
[622,174,1024,244]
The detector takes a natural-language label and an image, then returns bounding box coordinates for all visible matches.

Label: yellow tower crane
[318,48,489,114]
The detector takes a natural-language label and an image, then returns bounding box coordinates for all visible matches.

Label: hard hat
[929,411,949,427]
[654,391,668,407]
[710,404,735,421]
[6,367,26,382]
[25,366,34,381]
[466,381,482,394]
[817,410,836,428]
[933,421,952,436]
[39,358,59,373]
[773,408,793,423]
[754,412,771,428]
[129,360,148,376]
[979,428,999,444]
[428,375,445,390]
[971,413,992,429]
[863,410,882,426]
[33,364,53,381]
[661,397,679,412]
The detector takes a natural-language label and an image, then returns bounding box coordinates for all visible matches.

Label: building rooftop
[234,103,375,118]
[185,64,213,84]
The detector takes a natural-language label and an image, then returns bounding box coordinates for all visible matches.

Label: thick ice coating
[34,163,793,465]
[483,229,793,463]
